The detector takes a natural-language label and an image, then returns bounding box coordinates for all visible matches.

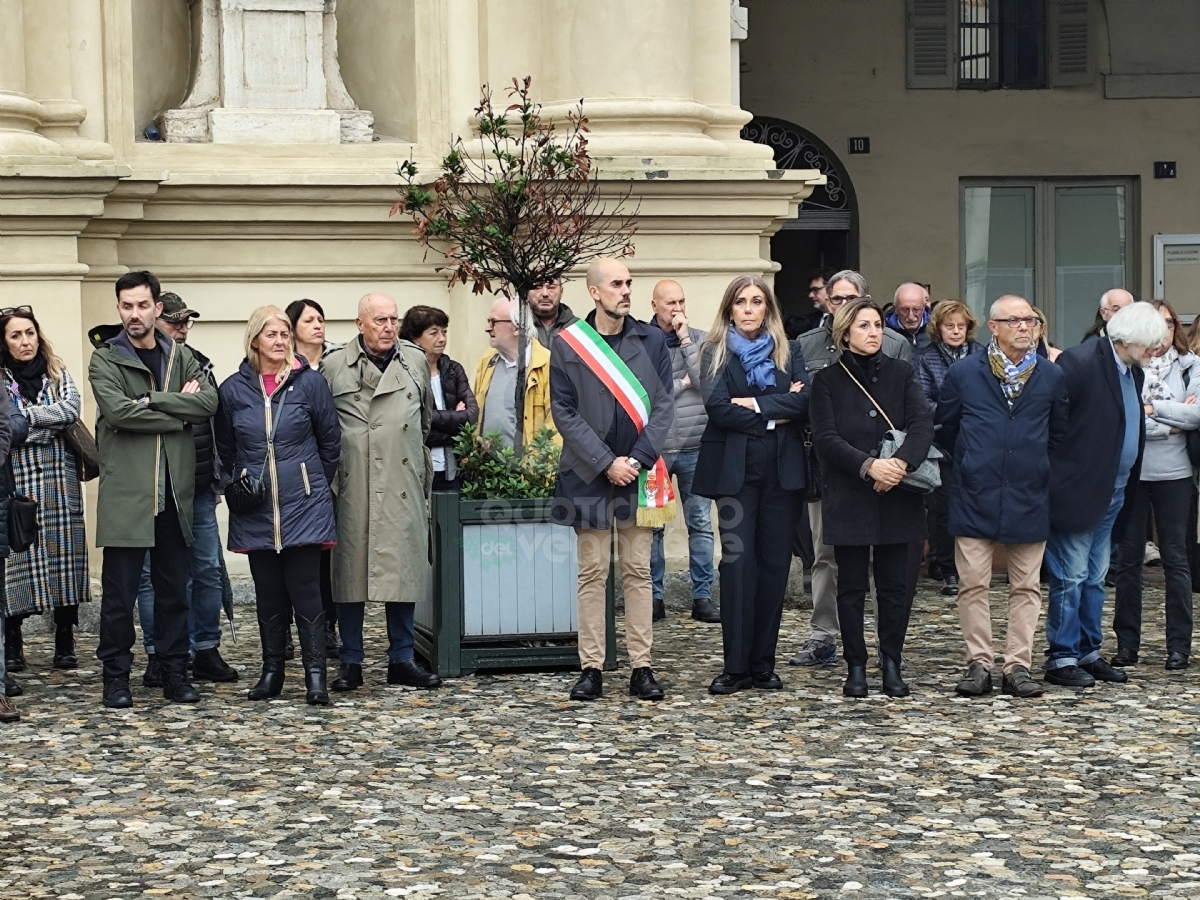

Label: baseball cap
[159,292,200,323]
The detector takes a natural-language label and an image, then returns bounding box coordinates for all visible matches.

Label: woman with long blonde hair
[693,275,811,695]
[214,306,341,705]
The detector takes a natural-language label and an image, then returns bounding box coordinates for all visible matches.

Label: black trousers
[248,545,324,622]
[1113,478,1195,656]
[927,474,956,577]
[716,431,802,675]
[834,542,912,667]
[319,547,336,623]
[97,492,191,679]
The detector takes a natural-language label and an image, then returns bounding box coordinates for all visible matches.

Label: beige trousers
[955,537,1046,674]
[576,521,653,670]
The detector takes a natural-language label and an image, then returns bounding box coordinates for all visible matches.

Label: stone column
[0,0,63,158]
[692,0,771,159]
[68,0,114,153]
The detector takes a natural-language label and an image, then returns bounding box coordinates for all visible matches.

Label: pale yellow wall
[740,0,1200,317]
[336,0,418,141]
[130,0,190,138]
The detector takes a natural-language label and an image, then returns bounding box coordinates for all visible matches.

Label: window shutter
[1049,0,1093,87]
[907,0,957,89]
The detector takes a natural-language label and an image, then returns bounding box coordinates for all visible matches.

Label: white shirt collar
[1110,338,1129,376]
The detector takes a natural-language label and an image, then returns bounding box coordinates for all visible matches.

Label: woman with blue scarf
[693,275,811,695]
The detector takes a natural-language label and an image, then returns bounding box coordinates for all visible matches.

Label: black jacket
[1049,336,1145,534]
[427,355,479,448]
[549,312,673,529]
[188,345,220,493]
[810,353,934,546]
[693,341,811,498]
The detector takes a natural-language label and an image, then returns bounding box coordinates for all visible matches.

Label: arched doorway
[741,116,860,322]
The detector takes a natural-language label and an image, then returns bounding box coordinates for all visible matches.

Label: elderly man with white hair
[1042,302,1169,688]
[473,296,554,451]
[1084,288,1135,341]
[886,282,932,353]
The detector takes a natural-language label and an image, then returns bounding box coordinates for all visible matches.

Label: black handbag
[225,380,289,515]
[62,418,100,482]
[802,427,822,503]
[8,492,38,552]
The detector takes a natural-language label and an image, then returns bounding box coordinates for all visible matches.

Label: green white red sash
[559,319,677,527]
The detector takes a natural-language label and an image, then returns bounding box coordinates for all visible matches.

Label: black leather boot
[843,665,868,698]
[159,656,201,703]
[4,617,25,673]
[295,612,330,706]
[331,663,363,692]
[53,622,78,670]
[248,613,287,701]
[880,653,910,698]
[324,616,341,660]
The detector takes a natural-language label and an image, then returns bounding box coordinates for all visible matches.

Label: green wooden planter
[414,492,616,677]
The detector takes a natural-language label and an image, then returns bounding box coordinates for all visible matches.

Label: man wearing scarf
[886,283,932,353]
[550,258,674,702]
[936,296,1069,698]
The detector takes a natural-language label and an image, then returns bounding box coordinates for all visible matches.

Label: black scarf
[8,354,47,403]
[843,349,882,382]
[360,336,396,372]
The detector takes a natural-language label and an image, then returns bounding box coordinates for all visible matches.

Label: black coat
[188,345,220,492]
[427,354,478,448]
[550,312,674,529]
[215,359,341,553]
[936,352,1070,544]
[1049,336,1145,534]
[692,341,811,498]
[810,353,934,546]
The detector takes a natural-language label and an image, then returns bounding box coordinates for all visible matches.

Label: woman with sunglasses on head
[0,307,91,683]
[1111,299,1200,671]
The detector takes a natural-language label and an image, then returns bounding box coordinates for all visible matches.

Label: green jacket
[88,325,219,547]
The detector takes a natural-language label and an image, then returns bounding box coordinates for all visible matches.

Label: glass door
[1055,185,1127,346]
[963,185,1036,321]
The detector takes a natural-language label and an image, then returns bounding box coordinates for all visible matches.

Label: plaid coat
[2,368,91,616]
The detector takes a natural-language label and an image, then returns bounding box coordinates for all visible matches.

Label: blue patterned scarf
[726,325,776,390]
[987,339,1037,405]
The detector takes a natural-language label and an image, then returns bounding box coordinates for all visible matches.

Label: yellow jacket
[472,338,558,447]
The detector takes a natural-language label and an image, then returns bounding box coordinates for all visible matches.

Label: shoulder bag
[8,489,38,552]
[225,381,290,515]
[839,361,942,494]
[802,427,822,503]
[63,418,100,482]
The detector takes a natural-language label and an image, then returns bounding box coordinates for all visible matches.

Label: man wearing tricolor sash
[550,259,676,702]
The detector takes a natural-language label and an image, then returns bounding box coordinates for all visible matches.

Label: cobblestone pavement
[3,577,1199,900]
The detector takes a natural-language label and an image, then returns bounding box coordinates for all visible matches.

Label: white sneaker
[1145,541,1162,566]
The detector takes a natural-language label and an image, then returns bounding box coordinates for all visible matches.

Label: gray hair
[1107,301,1169,349]
[989,294,1031,318]
[827,269,869,297]
[503,296,536,341]
[893,282,929,304]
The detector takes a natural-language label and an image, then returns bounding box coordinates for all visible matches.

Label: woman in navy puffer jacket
[215,306,340,706]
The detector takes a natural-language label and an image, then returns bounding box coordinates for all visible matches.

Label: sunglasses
[0,306,33,317]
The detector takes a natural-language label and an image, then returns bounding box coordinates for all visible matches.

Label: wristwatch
[627,457,642,472]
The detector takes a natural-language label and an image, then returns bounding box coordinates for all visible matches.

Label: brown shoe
[0,694,20,723]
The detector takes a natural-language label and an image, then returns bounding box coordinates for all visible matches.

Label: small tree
[391,76,637,455]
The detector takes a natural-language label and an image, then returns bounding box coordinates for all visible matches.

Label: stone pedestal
[162,0,373,144]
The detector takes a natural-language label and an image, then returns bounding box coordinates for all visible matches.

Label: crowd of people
[0,261,1193,721]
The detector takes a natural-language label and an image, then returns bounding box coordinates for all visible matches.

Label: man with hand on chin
[550,259,675,702]
[647,279,718,625]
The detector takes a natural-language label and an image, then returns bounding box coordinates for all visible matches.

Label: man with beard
[529,278,578,349]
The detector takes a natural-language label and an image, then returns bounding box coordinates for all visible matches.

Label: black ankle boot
[248,614,287,701]
[4,617,25,673]
[880,653,910,698]
[53,622,78,670]
[324,617,341,660]
[843,664,868,698]
[159,656,200,703]
[294,612,329,706]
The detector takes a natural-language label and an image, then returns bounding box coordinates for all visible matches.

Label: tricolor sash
[559,320,677,527]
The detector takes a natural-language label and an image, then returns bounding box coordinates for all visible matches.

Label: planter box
[414,493,616,677]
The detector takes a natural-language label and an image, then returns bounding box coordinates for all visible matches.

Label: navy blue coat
[936,352,1069,544]
[1049,336,1145,534]
[215,359,340,553]
[692,341,811,498]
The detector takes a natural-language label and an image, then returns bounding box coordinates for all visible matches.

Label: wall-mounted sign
[1154,161,1178,179]
[847,137,870,155]
[1154,234,1200,319]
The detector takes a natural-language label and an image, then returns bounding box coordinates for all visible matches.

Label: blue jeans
[650,450,715,601]
[1044,486,1126,670]
[336,601,415,664]
[135,490,225,653]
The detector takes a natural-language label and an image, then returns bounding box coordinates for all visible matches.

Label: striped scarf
[987,339,1037,406]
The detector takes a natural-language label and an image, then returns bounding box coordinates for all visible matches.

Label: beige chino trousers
[575,521,653,670]
[955,537,1045,674]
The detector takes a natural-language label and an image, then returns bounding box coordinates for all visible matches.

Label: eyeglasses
[827,294,862,305]
[0,306,33,317]
[991,317,1038,329]
[161,318,195,330]
[485,317,514,328]
[808,285,825,295]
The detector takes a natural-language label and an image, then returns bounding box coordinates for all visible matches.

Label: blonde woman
[692,275,811,695]
[214,306,341,705]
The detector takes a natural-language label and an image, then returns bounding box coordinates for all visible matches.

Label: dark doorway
[741,117,860,322]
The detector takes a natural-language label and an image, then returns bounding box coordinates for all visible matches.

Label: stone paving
[3,576,1200,900]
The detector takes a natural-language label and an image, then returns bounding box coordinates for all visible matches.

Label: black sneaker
[1081,658,1128,683]
[788,638,838,667]
[1044,664,1095,688]
[1001,666,1044,698]
[142,656,163,688]
[941,574,959,597]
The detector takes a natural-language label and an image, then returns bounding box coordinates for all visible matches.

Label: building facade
[741,0,1200,345]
